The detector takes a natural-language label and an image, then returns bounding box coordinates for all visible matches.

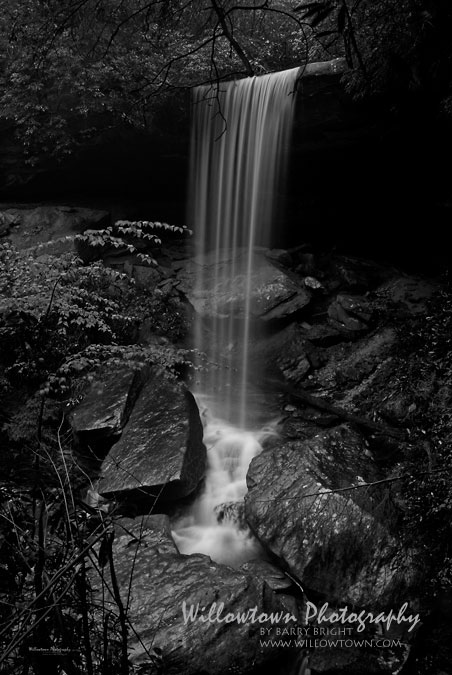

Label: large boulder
[71,366,146,448]
[245,425,418,608]
[177,248,311,321]
[328,294,372,333]
[98,372,206,504]
[96,514,299,674]
[70,366,148,463]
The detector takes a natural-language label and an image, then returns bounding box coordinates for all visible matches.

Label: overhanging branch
[210,0,254,76]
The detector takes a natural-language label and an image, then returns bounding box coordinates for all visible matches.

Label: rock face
[71,366,146,453]
[245,425,417,608]
[99,372,206,503]
[328,294,371,333]
[177,248,311,321]
[0,204,109,254]
[374,276,437,315]
[99,515,298,675]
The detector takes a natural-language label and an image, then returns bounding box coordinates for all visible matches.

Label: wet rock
[328,294,371,333]
[98,514,298,674]
[178,248,311,321]
[334,328,396,386]
[132,264,161,288]
[304,275,324,291]
[0,210,20,236]
[332,255,396,293]
[295,252,316,276]
[265,248,293,266]
[99,373,206,504]
[311,327,397,393]
[303,323,346,347]
[245,425,418,608]
[214,501,247,529]
[280,355,311,383]
[251,323,311,383]
[70,365,147,456]
[375,276,437,315]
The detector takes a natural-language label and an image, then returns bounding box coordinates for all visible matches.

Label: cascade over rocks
[98,514,299,675]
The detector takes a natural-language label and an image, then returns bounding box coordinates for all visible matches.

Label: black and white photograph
[0,1,451,674]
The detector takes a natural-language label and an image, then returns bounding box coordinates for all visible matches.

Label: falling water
[173,68,299,566]
[189,68,299,426]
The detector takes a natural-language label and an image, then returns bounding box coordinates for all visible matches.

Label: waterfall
[173,68,299,566]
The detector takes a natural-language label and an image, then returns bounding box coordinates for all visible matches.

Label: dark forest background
[0,0,451,270]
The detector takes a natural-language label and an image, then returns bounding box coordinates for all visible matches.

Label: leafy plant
[77,220,191,267]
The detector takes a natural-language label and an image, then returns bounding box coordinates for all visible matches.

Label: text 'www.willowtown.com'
[260,639,404,649]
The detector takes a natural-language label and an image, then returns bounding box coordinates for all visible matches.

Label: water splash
[172,401,276,567]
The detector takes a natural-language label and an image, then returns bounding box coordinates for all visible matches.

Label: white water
[173,400,277,566]
[173,68,299,567]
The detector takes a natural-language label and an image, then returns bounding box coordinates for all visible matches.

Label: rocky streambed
[2,204,450,674]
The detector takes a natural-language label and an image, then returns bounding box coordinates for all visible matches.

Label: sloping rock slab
[177,248,311,321]
[99,374,206,503]
[2,204,109,251]
[374,276,438,315]
[71,366,146,447]
[98,515,297,674]
[245,425,418,608]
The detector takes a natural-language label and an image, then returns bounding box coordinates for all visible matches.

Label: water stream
[173,68,299,566]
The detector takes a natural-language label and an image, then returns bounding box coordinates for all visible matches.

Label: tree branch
[210,0,254,75]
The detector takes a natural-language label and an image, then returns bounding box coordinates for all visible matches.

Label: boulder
[99,372,206,504]
[132,264,161,288]
[245,425,418,608]
[265,248,293,266]
[96,514,298,674]
[328,294,371,333]
[177,248,311,321]
[250,323,314,385]
[70,365,147,457]
[303,323,346,347]
[214,501,247,529]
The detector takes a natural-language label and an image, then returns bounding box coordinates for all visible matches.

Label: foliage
[77,219,191,267]
[0,220,193,404]
[387,283,452,599]
[0,0,319,164]
[1,0,449,168]
[0,431,163,675]
[0,220,196,673]
[296,0,452,112]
